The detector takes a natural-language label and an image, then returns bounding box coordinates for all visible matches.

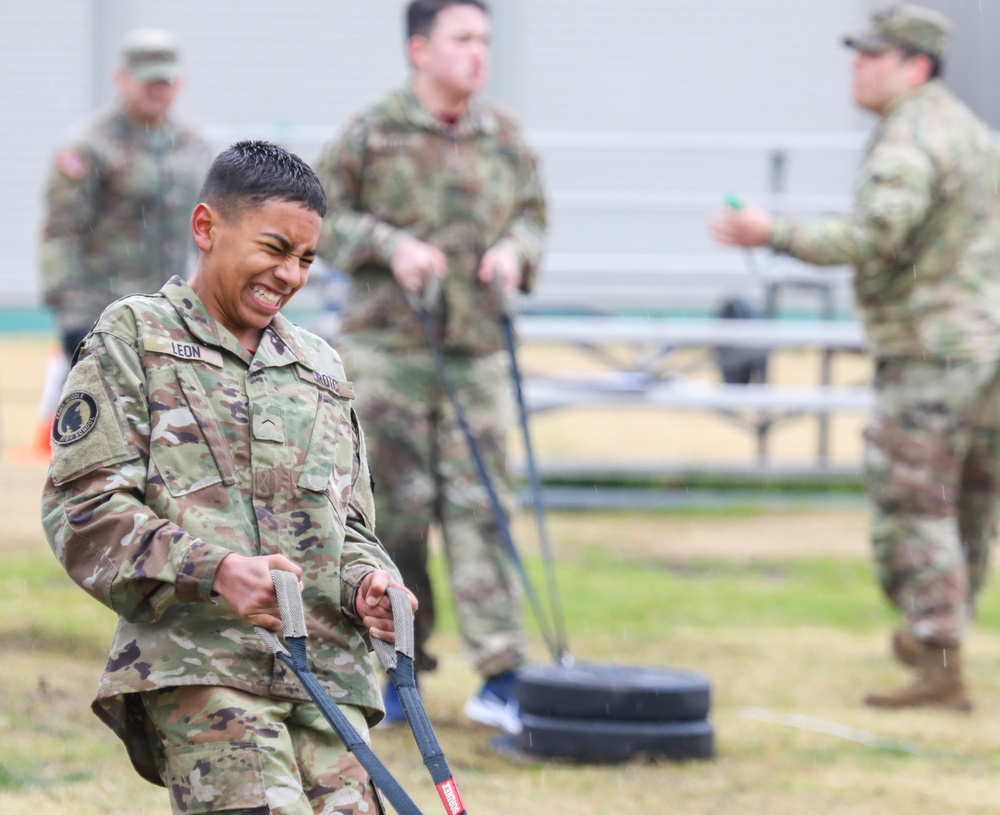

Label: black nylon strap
[412,301,562,661]
[386,657,468,815]
[278,638,425,815]
[498,308,571,662]
[260,575,468,815]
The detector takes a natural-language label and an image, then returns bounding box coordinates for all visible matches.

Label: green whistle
[725,194,745,210]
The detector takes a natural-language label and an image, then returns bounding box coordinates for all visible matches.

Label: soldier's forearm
[320,211,412,272]
[770,216,861,267]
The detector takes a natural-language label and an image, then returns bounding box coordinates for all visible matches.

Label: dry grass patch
[6,336,999,815]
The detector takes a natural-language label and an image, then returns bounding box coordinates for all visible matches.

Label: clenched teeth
[251,285,281,306]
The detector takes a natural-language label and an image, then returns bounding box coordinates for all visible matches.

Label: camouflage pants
[141,685,383,815]
[342,340,526,678]
[864,357,1000,646]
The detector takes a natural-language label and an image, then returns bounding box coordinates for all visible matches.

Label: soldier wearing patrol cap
[711,4,1000,711]
[42,140,414,813]
[39,27,210,362]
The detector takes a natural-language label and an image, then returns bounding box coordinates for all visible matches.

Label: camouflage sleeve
[492,143,548,294]
[38,143,100,308]
[770,139,935,267]
[315,120,411,273]
[41,327,233,623]
[339,409,402,620]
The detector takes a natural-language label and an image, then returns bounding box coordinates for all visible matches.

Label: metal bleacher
[308,128,875,484]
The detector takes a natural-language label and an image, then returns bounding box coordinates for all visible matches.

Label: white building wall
[0,0,957,315]
[1,1,95,312]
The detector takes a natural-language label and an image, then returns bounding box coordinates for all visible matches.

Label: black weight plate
[517,662,711,722]
[518,713,715,762]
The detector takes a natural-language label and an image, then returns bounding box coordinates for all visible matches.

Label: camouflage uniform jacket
[39,104,211,334]
[770,81,1000,363]
[316,87,547,355]
[41,276,398,767]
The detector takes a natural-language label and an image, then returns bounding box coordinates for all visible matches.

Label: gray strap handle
[404,274,442,313]
[402,259,512,315]
[369,585,415,671]
[489,268,513,317]
[255,570,415,672]
[254,570,306,657]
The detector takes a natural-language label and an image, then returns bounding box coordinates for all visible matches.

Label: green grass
[424,529,896,651]
[5,508,1000,815]
[0,554,118,658]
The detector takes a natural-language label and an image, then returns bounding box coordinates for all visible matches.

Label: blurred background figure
[39,28,210,361]
[710,4,1000,711]
[316,0,547,733]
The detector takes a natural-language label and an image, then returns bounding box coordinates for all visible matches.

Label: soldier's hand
[391,238,448,294]
[478,245,521,296]
[212,553,303,631]
[708,206,774,248]
[356,570,418,644]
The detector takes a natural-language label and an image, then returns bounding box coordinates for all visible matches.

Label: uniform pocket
[297,392,355,498]
[148,363,237,497]
[296,367,356,497]
[163,741,267,814]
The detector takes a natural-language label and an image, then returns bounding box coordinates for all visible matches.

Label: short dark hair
[900,46,943,79]
[199,140,327,219]
[406,0,488,39]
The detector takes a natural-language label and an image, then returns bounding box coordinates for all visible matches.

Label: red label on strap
[436,778,465,815]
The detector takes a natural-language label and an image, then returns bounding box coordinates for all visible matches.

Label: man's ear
[191,202,218,252]
[406,35,426,70]
[908,52,934,86]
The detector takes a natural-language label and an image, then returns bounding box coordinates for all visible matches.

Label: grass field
[2,336,999,815]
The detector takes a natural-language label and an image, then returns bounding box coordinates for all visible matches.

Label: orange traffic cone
[9,346,68,466]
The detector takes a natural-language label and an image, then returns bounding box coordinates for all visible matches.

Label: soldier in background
[315,0,547,732]
[710,4,1000,710]
[39,28,210,361]
[41,141,412,812]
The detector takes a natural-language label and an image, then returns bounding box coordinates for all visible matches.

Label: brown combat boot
[865,640,972,712]
[891,628,923,667]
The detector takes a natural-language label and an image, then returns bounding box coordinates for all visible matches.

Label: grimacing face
[417,4,490,99]
[189,199,321,349]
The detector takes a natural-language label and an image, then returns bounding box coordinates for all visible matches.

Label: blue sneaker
[375,680,407,729]
[464,670,522,734]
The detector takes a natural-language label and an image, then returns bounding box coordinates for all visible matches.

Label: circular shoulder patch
[53,392,100,445]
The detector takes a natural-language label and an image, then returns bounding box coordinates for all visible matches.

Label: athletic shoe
[463,670,522,734]
[374,680,408,729]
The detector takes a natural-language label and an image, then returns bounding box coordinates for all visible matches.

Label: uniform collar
[392,86,498,138]
[881,79,942,119]
[111,102,177,140]
[250,313,318,374]
[159,276,318,371]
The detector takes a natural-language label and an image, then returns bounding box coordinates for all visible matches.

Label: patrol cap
[121,28,179,84]
[843,4,951,60]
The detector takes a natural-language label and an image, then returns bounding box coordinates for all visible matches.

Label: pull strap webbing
[257,573,470,815]
[278,639,424,815]
[372,587,467,815]
[409,285,562,661]
[255,572,425,815]
[498,303,570,663]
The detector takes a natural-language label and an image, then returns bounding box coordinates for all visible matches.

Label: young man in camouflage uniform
[42,141,413,814]
[39,28,210,360]
[315,0,547,733]
[711,4,1000,711]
